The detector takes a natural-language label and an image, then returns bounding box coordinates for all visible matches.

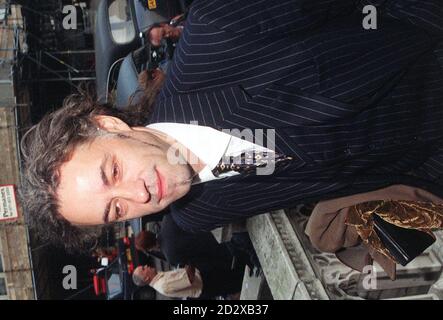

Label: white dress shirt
[147,123,274,184]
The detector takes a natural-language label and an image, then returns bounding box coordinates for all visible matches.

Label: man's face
[148,24,182,47]
[57,121,194,226]
[135,265,157,284]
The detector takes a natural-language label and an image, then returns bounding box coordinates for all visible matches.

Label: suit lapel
[152,85,316,166]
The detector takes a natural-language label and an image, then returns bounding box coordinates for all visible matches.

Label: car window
[108,0,135,44]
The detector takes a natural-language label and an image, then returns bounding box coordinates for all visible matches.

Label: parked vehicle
[92,226,159,300]
[94,0,187,104]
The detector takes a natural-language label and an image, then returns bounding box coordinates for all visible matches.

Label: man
[146,13,185,47]
[147,23,182,47]
[132,265,203,299]
[20,0,443,248]
[134,214,258,298]
[137,214,257,267]
[135,230,161,255]
[148,0,443,232]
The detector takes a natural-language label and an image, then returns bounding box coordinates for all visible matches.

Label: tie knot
[212,152,293,177]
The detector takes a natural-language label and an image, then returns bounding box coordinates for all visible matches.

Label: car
[92,223,159,299]
[94,0,187,104]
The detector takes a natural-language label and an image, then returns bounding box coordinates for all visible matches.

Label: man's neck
[136,127,206,176]
[144,126,207,174]
[148,272,158,284]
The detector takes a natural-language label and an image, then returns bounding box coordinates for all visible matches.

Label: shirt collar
[146,123,231,183]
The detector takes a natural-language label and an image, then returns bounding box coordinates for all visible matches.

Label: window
[0,253,7,299]
[0,8,6,21]
[108,0,135,44]
[0,277,6,296]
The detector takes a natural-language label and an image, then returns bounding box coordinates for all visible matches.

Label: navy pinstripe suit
[150,0,443,232]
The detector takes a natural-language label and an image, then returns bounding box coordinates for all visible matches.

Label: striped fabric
[150,0,443,232]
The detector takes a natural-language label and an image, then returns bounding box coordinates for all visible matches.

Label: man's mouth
[155,169,164,202]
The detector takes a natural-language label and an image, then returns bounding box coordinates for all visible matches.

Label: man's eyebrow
[100,153,111,224]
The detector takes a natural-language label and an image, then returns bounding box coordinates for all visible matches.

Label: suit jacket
[150,0,443,232]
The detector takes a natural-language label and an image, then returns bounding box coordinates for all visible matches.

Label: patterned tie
[212,151,293,177]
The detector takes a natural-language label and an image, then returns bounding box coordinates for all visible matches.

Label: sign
[0,185,19,221]
[147,0,157,10]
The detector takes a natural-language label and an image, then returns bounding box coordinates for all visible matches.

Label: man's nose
[115,179,150,203]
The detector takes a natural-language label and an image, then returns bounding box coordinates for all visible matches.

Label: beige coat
[305,185,443,280]
[149,268,203,298]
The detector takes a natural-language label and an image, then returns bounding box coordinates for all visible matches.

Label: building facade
[0,0,35,300]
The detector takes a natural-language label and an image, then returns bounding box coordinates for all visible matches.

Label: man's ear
[94,115,131,132]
